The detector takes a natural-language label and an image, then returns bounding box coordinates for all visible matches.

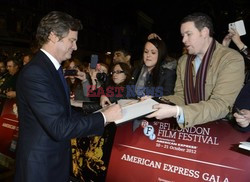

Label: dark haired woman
[130,38,176,99]
[100,62,132,107]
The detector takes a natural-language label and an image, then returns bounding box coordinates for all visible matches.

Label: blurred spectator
[147,33,162,40]
[112,48,132,68]
[88,62,109,91]
[0,60,7,87]
[80,62,110,114]
[100,62,132,107]
[22,52,33,65]
[222,28,250,82]
[222,28,249,60]
[0,60,7,76]
[63,58,89,101]
[0,55,21,98]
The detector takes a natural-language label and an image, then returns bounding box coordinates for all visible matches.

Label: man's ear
[48,32,59,43]
[125,55,131,62]
[201,27,210,38]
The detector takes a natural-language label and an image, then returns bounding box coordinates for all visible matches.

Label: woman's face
[69,61,76,69]
[112,64,126,85]
[143,42,158,71]
[68,61,77,78]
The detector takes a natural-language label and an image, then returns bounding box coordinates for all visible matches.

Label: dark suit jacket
[233,80,250,132]
[14,51,104,182]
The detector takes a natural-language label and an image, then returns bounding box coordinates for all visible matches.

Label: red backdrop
[106,118,250,182]
[0,99,18,169]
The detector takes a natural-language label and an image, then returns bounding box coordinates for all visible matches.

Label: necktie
[58,66,69,100]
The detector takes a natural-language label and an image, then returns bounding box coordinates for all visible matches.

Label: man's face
[7,60,18,75]
[0,62,6,73]
[23,55,31,65]
[113,51,129,64]
[181,21,205,55]
[54,30,78,63]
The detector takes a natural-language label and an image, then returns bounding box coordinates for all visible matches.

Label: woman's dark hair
[36,11,83,47]
[63,58,84,71]
[63,58,84,92]
[109,62,132,86]
[144,38,167,86]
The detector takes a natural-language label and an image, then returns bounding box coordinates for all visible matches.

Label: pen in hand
[236,107,244,116]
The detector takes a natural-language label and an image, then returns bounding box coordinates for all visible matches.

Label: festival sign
[106,118,250,182]
[0,98,18,168]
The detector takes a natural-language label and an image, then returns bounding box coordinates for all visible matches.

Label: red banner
[106,119,250,182]
[0,99,18,168]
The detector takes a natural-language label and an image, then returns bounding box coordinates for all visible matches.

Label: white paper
[95,98,159,124]
[239,141,250,151]
[115,98,159,124]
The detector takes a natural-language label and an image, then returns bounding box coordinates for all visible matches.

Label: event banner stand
[106,118,250,182]
[0,99,18,168]
[70,123,117,182]
[0,98,18,180]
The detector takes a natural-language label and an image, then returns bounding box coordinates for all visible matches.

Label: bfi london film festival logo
[142,120,156,140]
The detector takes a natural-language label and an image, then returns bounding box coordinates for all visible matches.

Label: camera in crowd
[96,72,107,83]
[64,69,77,76]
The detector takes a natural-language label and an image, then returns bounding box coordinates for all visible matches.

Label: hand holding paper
[114,99,159,124]
[102,104,122,122]
[146,104,178,120]
[96,98,160,124]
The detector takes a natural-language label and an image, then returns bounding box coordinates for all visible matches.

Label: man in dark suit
[14,11,122,182]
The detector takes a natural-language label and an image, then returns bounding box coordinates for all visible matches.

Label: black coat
[129,62,176,98]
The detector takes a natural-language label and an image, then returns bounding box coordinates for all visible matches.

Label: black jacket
[129,61,176,98]
[233,80,250,132]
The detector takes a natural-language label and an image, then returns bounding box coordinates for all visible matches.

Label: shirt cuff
[100,112,107,125]
[176,106,185,124]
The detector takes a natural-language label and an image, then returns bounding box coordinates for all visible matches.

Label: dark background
[0,0,249,62]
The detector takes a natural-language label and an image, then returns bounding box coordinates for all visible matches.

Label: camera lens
[96,73,107,83]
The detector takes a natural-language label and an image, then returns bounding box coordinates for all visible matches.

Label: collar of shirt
[40,49,61,70]
[194,56,202,74]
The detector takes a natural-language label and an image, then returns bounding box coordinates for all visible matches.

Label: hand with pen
[102,103,122,123]
[233,109,250,128]
[139,95,153,101]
